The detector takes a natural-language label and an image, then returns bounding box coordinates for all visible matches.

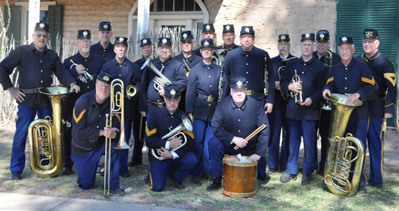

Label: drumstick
[234,124,267,150]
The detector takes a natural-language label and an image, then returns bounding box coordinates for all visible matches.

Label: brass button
[238,119,241,122]
[246,81,248,83]
[345,87,347,90]
[99,115,101,117]
[104,50,106,52]
[120,65,122,67]
[238,108,241,111]
[40,60,42,63]
[41,70,43,72]
[119,74,122,77]
[238,130,241,132]
[208,67,210,69]
[97,126,99,128]
[41,80,43,83]
[87,86,90,89]
[246,72,248,74]
[304,63,307,66]
[85,59,87,62]
[209,75,211,78]
[171,116,174,118]
[246,55,248,57]
[170,126,173,129]
[246,63,248,65]
[209,104,211,106]
[210,85,212,87]
[345,77,347,80]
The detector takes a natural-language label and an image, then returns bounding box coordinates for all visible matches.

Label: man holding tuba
[0,22,80,180]
[71,71,124,195]
[268,34,297,174]
[62,29,105,176]
[102,36,141,178]
[323,36,376,194]
[145,84,196,191]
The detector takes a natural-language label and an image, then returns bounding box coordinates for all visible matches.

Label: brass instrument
[70,59,94,84]
[104,79,129,198]
[289,69,303,105]
[28,86,70,178]
[214,49,229,101]
[126,84,137,99]
[141,59,172,92]
[324,93,364,196]
[277,57,297,100]
[182,59,190,78]
[263,55,269,98]
[234,124,267,150]
[324,49,333,68]
[151,115,193,160]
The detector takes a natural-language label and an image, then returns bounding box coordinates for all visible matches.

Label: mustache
[279,47,288,51]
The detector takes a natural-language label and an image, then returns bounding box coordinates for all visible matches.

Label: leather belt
[197,93,217,102]
[246,89,263,95]
[72,139,96,152]
[147,100,165,108]
[20,87,43,94]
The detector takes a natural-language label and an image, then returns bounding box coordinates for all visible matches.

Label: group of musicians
[0,20,396,196]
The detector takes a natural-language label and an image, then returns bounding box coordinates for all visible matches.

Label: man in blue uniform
[215,24,240,51]
[139,37,187,119]
[186,38,228,184]
[357,29,396,189]
[207,76,270,191]
[280,33,327,185]
[268,34,297,173]
[173,30,202,71]
[323,36,376,193]
[313,30,342,174]
[71,71,124,195]
[90,21,115,62]
[62,30,106,175]
[102,36,141,177]
[223,26,275,179]
[193,23,217,57]
[0,22,80,180]
[129,38,153,167]
[145,84,196,191]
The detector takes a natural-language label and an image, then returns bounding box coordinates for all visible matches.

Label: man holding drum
[207,76,270,191]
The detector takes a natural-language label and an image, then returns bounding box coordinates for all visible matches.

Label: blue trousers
[317,109,331,171]
[72,140,122,190]
[64,115,73,168]
[120,119,133,172]
[267,109,289,170]
[286,119,317,175]
[346,119,369,186]
[191,118,213,176]
[10,105,51,174]
[367,118,384,185]
[148,152,197,192]
[209,136,266,178]
[131,111,144,164]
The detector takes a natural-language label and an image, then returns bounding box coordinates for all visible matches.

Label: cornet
[290,69,304,105]
[70,59,94,84]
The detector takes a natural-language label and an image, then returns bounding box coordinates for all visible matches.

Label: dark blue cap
[301,33,315,42]
[200,38,214,48]
[97,70,114,84]
[278,34,290,42]
[99,21,112,31]
[230,76,247,89]
[338,36,354,45]
[35,22,50,32]
[316,30,330,42]
[115,36,128,46]
[240,26,255,37]
[77,30,91,39]
[202,23,215,33]
[223,24,235,33]
[180,30,194,41]
[363,29,379,39]
[164,84,181,98]
[140,38,152,47]
[158,37,172,46]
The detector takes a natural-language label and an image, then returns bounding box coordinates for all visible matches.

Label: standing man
[280,33,327,185]
[357,29,396,189]
[186,38,228,184]
[313,30,341,174]
[145,84,196,191]
[72,71,124,195]
[173,30,202,70]
[323,36,376,193]
[207,77,270,191]
[193,23,217,57]
[102,36,141,177]
[139,37,187,119]
[0,22,80,180]
[91,21,115,62]
[215,24,240,51]
[223,26,275,180]
[129,38,153,167]
[268,34,297,173]
[62,30,105,175]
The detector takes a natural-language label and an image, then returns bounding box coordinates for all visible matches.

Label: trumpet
[70,59,94,84]
[126,84,137,99]
[151,115,193,160]
[141,59,172,92]
[289,69,304,105]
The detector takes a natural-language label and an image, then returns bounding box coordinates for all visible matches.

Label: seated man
[145,84,197,191]
[207,76,270,191]
[71,71,124,195]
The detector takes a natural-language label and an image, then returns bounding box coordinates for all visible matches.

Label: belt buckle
[157,102,164,107]
[207,95,214,102]
[246,90,252,95]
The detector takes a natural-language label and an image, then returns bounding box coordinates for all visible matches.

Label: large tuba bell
[28,86,70,178]
[151,115,193,160]
[323,93,365,196]
[141,58,172,92]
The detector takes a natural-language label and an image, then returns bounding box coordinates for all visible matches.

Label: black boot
[206,176,222,191]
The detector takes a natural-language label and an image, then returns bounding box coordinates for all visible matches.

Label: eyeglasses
[201,47,213,52]
[96,82,110,88]
[181,40,193,44]
[35,33,48,38]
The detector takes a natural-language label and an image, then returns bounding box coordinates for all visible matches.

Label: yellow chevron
[146,126,157,137]
[384,73,396,87]
[183,129,194,139]
[361,76,375,86]
[73,108,86,124]
[326,76,334,85]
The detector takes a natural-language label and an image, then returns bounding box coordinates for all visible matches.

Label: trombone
[104,79,130,198]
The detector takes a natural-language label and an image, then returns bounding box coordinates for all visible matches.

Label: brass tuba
[323,93,365,196]
[141,58,172,92]
[151,115,193,160]
[28,86,70,178]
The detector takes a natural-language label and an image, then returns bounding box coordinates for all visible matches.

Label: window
[153,0,202,12]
